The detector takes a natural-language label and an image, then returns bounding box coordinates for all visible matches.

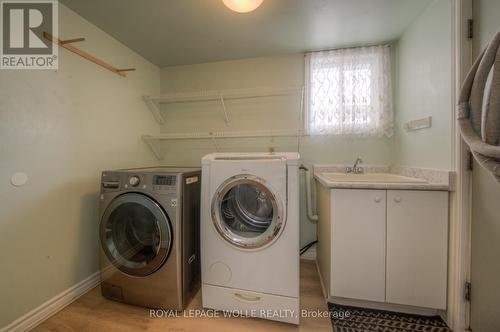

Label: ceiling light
[222,0,264,13]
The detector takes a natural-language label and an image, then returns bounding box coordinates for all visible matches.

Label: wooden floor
[33,260,332,332]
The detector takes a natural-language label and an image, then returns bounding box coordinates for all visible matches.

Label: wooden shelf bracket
[43,32,135,77]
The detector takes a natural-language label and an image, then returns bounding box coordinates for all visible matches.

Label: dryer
[99,167,201,310]
[201,153,300,324]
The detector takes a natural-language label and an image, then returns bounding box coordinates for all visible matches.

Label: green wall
[0,1,458,328]
[0,4,160,328]
[394,0,453,169]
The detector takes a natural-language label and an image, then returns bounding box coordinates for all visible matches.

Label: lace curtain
[306,46,394,136]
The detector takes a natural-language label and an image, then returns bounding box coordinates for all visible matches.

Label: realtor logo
[1,0,58,69]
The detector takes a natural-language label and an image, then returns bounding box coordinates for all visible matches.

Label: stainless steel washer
[99,167,201,310]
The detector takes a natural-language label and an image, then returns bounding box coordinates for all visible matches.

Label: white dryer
[201,152,300,324]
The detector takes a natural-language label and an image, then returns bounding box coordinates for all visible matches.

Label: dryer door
[100,193,172,277]
[211,174,285,250]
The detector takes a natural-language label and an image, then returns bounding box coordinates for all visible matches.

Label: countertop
[313,165,455,191]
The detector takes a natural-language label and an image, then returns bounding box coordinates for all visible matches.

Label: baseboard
[1,271,100,332]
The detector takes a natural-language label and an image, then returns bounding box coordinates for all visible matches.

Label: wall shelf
[143,86,304,125]
[43,32,136,77]
[141,86,305,159]
[142,129,305,159]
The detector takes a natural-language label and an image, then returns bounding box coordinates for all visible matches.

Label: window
[305,46,394,136]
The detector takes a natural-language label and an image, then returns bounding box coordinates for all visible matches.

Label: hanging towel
[458,30,500,183]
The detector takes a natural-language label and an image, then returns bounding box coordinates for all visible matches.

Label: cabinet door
[331,189,386,302]
[386,190,448,309]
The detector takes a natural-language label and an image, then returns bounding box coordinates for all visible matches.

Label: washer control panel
[101,173,120,192]
[152,175,177,193]
[101,172,179,194]
[154,175,176,186]
[128,175,141,187]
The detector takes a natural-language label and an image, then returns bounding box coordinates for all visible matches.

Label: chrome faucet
[346,157,364,174]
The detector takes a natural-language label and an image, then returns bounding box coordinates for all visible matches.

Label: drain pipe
[299,164,319,222]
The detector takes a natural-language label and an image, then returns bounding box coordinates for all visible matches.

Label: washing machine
[201,153,300,324]
[99,167,201,310]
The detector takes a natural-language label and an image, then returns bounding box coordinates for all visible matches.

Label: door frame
[448,0,473,330]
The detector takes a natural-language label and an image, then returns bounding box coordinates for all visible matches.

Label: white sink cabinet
[316,186,448,310]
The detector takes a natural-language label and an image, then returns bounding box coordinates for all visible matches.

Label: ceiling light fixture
[222,0,264,13]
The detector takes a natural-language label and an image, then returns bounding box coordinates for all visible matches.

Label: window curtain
[306,45,394,136]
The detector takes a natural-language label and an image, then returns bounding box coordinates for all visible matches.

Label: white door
[386,190,448,309]
[331,189,386,302]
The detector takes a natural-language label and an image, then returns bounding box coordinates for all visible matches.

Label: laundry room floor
[32,260,332,332]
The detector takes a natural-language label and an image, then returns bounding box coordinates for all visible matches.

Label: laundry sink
[321,172,428,184]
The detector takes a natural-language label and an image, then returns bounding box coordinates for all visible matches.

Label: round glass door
[100,193,172,276]
[211,175,285,250]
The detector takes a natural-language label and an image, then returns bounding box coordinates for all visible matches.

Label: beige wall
[394,0,453,169]
[470,1,500,330]
[159,55,395,246]
[0,4,160,328]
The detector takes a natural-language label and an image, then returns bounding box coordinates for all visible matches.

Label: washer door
[211,175,285,250]
[100,193,172,276]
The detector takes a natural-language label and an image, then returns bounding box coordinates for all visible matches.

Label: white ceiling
[59,0,432,67]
